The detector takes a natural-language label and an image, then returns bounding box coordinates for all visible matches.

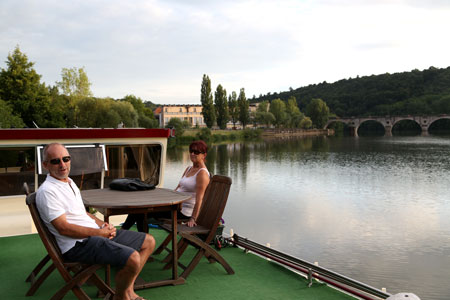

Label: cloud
[1,0,450,104]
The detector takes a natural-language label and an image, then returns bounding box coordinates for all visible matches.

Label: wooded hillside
[253,66,450,117]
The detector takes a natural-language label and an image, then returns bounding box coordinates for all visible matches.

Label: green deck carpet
[0,229,356,300]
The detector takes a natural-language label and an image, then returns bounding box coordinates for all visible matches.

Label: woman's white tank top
[176,166,209,217]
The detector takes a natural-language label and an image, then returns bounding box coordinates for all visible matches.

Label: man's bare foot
[129,290,147,300]
[112,295,131,300]
[130,296,147,300]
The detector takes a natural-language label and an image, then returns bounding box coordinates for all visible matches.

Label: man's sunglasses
[48,156,71,165]
[190,150,204,155]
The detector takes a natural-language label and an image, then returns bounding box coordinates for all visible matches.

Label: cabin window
[104,144,161,186]
[37,144,108,191]
[0,143,162,196]
[0,147,36,196]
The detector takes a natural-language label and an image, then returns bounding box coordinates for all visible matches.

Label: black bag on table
[109,178,155,191]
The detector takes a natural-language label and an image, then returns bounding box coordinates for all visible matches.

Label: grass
[184,129,241,136]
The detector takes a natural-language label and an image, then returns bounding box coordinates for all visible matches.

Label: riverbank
[261,128,334,138]
[173,128,333,146]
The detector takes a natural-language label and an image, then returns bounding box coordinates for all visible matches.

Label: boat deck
[0,228,357,300]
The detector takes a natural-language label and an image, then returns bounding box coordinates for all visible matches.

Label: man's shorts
[63,229,146,268]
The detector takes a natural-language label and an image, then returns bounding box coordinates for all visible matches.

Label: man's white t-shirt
[36,175,99,254]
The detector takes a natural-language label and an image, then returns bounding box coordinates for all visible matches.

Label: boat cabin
[0,128,173,197]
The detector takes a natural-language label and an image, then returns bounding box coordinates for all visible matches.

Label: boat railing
[231,234,391,300]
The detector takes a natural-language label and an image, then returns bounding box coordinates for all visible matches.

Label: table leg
[171,206,178,279]
[143,213,149,233]
[104,216,111,286]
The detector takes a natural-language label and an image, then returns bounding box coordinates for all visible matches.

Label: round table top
[81,187,191,209]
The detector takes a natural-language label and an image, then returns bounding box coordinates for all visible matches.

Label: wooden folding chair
[23,182,55,296]
[25,192,114,300]
[154,175,235,279]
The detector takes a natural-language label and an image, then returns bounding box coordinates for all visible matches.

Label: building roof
[154,107,162,114]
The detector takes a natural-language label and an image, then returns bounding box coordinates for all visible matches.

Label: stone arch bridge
[325,114,450,136]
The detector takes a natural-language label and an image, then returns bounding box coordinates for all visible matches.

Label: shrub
[177,135,196,145]
[228,133,237,140]
[241,128,262,139]
[196,127,212,142]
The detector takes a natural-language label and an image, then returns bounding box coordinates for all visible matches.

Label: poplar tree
[228,91,239,128]
[237,88,250,128]
[200,74,216,128]
[214,84,229,129]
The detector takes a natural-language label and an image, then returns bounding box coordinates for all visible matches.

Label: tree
[228,91,239,128]
[0,46,51,127]
[0,99,25,128]
[250,111,258,128]
[299,116,312,129]
[200,74,215,128]
[286,97,300,114]
[45,92,71,128]
[269,98,287,127]
[75,98,107,127]
[255,111,275,128]
[254,100,274,127]
[56,67,93,99]
[111,100,139,127]
[214,84,229,129]
[237,88,250,128]
[166,117,189,137]
[306,98,330,128]
[121,95,158,128]
[257,100,269,112]
[75,98,138,128]
[285,96,304,128]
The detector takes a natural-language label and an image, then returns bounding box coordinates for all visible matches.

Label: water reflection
[165,136,450,300]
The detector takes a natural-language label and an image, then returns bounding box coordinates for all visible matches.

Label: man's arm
[51,213,116,239]
[87,212,107,228]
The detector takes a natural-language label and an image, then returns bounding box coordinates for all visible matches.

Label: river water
[164,135,450,300]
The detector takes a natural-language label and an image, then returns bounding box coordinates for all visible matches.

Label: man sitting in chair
[36,143,155,300]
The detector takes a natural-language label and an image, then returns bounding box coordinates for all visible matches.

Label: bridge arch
[325,119,355,135]
[429,116,450,127]
[358,119,386,136]
[391,117,421,129]
[391,118,422,134]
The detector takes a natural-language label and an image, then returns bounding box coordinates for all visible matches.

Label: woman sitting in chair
[121,140,210,231]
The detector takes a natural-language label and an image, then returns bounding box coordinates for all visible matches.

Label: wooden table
[81,188,191,289]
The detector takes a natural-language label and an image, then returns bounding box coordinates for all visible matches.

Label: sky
[1,0,450,105]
